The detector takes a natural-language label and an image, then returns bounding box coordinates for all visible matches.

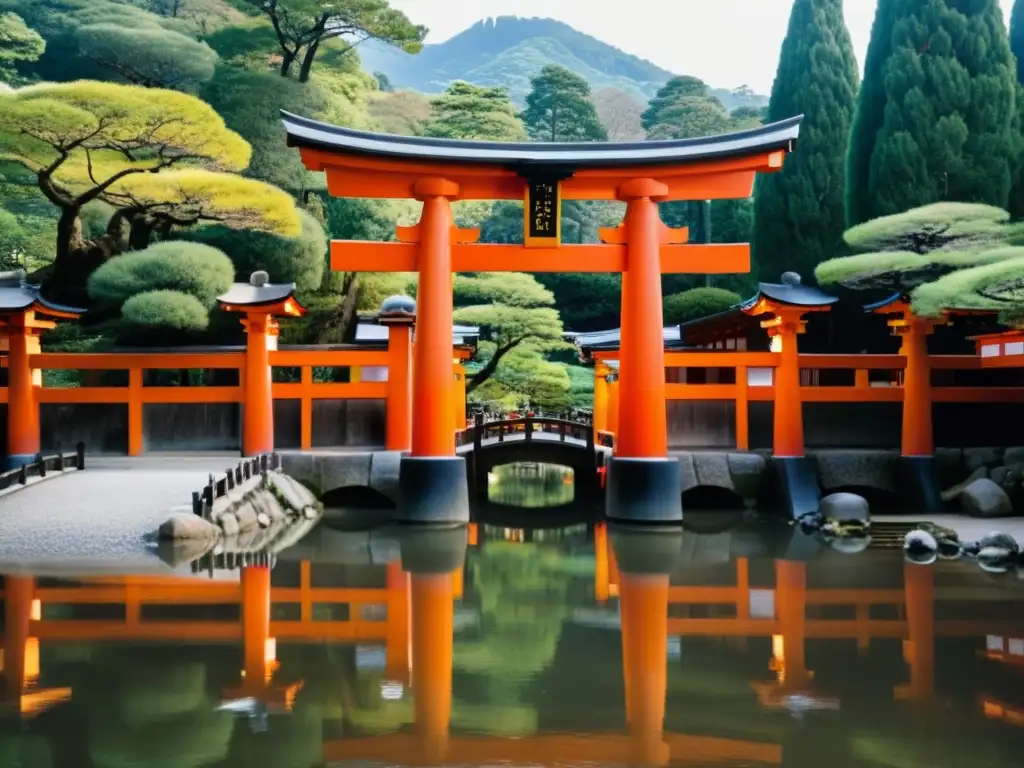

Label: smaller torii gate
[282,113,802,523]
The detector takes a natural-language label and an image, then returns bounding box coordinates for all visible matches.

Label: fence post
[18,463,27,485]
[474,412,484,454]
[36,453,46,478]
[525,417,533,441]
[559,419,566,442]
[56,442,65,472]
[76,442,86,470]
[192,491,203,517]
[226,470,235,491]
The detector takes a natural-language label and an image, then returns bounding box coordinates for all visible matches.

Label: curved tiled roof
[0,271,83,316]
[282,111,803,171]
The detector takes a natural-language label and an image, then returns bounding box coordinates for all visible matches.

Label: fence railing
[594,351,1024,451]
[191,453,282,519]
[0,442,85,493]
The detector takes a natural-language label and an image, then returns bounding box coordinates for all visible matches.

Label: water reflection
[487,462,575,508]
[2,520,1024,766]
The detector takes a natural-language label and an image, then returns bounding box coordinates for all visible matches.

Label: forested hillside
[357,16,769,108]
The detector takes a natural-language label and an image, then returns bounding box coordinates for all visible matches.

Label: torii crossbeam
[282,112,803,523]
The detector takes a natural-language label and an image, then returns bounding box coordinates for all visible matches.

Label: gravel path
[0,459,218,572]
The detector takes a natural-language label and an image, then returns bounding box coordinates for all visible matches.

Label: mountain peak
[357,16,767,110]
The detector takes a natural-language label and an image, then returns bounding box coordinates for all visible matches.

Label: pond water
[2,465,1024,767]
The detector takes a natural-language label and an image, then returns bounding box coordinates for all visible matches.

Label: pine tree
[846,0,1018,226]
[752,0,859,282]
[520,64,607,142]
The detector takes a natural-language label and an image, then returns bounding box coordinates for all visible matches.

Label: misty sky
[388,0,1015,94]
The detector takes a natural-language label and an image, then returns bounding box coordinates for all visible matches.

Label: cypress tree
[1007,0,1024,216]
[846,0,899,227]
[752,0,859,283]
[847,0,1018,226]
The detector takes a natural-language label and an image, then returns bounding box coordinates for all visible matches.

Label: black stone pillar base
[605,457,683,523]
[770,456,821,520]
[898,455,943,514]
[608,523,683,575]
[395,525,469,574]
[396,456,470,525]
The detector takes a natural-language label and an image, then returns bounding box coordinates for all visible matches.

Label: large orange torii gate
[282,113,803,523]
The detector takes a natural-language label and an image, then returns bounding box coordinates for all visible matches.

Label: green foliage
[367,89,431,135]
[752,0,858,283]
[816,204,1021,292]
[663,287,742,326]
[845,0,1019,225]
[641,76,711,130]
[182,208,325,293]
[642,76,731,140]
[425,81,526,140]
[1013,0,1024,84]
[0,11,44,82]
[911,251,1024,322]
[239,0,425,82]
[121,289,210,330]
[843,203,1009,254]
[75,22,218,90]
[88,241,234,307]
[592,87,644,140]
[454,272,568,401]
[520,64,606,142]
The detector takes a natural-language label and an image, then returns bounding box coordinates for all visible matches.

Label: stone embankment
[157,459,322,564]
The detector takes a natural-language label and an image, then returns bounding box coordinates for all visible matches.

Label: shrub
[663,287,742,326]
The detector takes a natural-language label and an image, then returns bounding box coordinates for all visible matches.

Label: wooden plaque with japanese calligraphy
[523,178,562,248]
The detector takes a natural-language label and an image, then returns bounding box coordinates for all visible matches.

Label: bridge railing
[0,442,86,492]
[457,414,595,452]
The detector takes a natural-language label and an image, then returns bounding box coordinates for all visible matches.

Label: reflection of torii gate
[281,112,803,524]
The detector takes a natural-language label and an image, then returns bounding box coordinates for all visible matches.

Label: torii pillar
[218,272,305,457]
[397,526,467,765]
[742,274,837,519]
[0,271,83,468]
[378,295,416,453]
[610,524,682,766]
[871,297,943,513]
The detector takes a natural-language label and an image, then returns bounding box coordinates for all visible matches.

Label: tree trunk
[280,49,297,77]
[55,206,84,264]
[297,37,323,82]
[467,338,524,393]
[129,217,156,251]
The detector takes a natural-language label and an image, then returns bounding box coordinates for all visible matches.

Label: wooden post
[593,362,610,440]
[765,311,807,458]
[775,559,811,690]
[385,322,413,452]
[606,372,620,443]
[616,180,670,461]
[241,312,276,456]
[895,311,935,457]
[452,362,467,432]
[411,180,459,458]
[241,565,272,692]
[76,441,85,470]
[6,319,40,467]
[900,562,934,702]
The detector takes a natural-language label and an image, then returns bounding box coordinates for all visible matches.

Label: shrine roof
[217,272,302,313]
[355,322,480,347]
[281,111,803,171]
[742,273,838,311]
[572,326,682,350]
[0,270,83,317]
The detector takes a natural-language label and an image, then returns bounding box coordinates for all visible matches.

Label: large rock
[158,514,219,542]
[813,450,898,494]
[960,479,1013,518]
[692,452,733,489]
[934,447,964,480]
[819,492,870,522]
[941,466,987,503]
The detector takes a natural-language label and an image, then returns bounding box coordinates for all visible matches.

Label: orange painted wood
[272,382,386,400]
[33,352,245,370]
[299,367,312,449]
[142,387,242,404]
[127,368,143,456]
[305,145,781,202]
[270,350,392,367]
[734,367,749,450]
[332,241,750,274]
